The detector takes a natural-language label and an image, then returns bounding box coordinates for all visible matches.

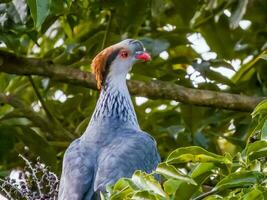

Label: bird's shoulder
[117,129,159,157]
[120,129,157,144]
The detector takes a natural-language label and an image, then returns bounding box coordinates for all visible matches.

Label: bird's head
[91,39,151,90]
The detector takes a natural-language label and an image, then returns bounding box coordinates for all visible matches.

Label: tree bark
[0,50,264,112]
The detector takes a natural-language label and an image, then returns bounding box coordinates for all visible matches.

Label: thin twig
[18,154,43,197]
[0,184,14,200]
[0,178,21,200]
[28,76,54,121]
[28,76,75,139]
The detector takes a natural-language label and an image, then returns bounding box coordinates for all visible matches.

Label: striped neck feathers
[90,82,139,128]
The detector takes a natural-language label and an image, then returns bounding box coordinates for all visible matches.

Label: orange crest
[91,46,115,90]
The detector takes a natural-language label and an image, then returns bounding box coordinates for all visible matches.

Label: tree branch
[0,50,264,112]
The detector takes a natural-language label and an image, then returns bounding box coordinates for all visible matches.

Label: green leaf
[16,126,57,170]
[131,171,167,198]
[27,0,51,29]
[0,74,9,92]
[132,190,160,200]
[230,0,249,29]
[243,188,264,200]
[166,146,232,165]
[190,163,215,183]
[251,100,267,118]
[204,70,234,86]
[172,163,215,200]
[0,125,17,162]
[259,54,267,61]
[140,38,170,56]
[163,179,182,195]
[110,178,135,200]
[232,52,264,84]
[245,141,267,161]
[213,171,264,192]
[209,59,235,71]
[155,163,197,185]
[203,195,223,200]
[261,120,267,140]
[113,178,131,191]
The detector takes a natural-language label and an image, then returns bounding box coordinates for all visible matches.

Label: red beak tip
[136,52,151,61]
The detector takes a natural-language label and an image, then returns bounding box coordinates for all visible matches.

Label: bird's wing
[58,138,95,200]
[94,130,160,191]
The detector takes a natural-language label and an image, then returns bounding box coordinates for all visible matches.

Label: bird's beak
[135,51,151,62]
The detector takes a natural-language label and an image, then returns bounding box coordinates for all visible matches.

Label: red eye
[120,51,128,58]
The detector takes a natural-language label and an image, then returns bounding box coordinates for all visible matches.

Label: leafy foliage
[0,0,267,199]
[104,120,267,199]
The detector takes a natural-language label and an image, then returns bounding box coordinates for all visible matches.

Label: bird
[58,39,160,200]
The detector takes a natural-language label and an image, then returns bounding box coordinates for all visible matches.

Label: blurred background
[0,0,267,176]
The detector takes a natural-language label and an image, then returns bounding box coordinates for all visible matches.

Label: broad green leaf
[132,171,167,198]
[27,0,51,29]
[16,126,57,170]
[213,171,264,192]
[110,179,134,200]
[245,141,267,161]
[132,190,160,200]
[166,146,232,165]
[0,74,9,92]
[243,188,264,200]
[203,195,223,200]
[259,54,267,61]
[173,163,215,200]
[190,163,215,183]
[200,16,234,59]
[232,51,266,83]
[140,38,170,56]
[230,0,248,29]
[204,70,234,86]
[261,120,267,140]
[163,179,182,195]
[251,100,267,118]
[209,59,235,71]
[0,125,17,161]
[113,178,131,191]
[155,163,197,185]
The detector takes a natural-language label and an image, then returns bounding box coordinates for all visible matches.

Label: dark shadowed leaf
[27,0,51,29]
[213,171,264,192]
[245,141,267,161]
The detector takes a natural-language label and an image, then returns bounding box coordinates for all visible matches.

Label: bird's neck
[88,77,139,129]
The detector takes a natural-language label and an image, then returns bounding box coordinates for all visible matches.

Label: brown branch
[0,50,264,112]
